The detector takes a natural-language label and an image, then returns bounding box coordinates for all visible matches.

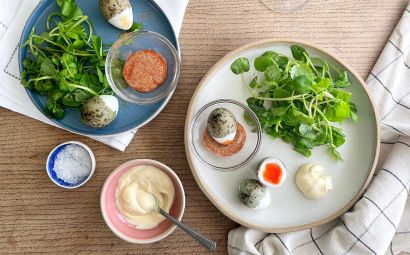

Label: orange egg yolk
[263,163,282,185]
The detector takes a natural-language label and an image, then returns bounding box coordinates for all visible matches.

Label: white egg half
[99,95,119,115]
[257,157,287,188]
[253,191,271,210]
[108,7,133,30]
[212,131,236,145]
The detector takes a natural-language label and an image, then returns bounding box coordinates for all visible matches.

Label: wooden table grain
[0,0,408,254]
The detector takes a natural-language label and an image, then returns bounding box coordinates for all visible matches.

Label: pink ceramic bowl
[100,159,185,243]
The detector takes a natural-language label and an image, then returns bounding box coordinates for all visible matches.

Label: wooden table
[1,0,408,254]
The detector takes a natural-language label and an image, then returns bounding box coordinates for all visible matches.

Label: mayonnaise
[295,163,332,200]
[116,165,175,229]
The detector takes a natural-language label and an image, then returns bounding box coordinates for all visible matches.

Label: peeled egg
[239,179,271,209]
[99,0,133,30]
[207,108,237,145]
[257,157,287,188]
[81,95,119,128]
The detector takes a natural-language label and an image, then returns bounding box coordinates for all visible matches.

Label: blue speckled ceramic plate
[19,0,179,136]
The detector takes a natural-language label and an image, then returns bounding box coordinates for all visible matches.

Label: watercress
[231,45,359,161]
[21,0,114,119]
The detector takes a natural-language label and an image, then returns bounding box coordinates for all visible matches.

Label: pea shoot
[231,45,359,161]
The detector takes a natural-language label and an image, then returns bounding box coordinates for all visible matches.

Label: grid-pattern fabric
[228,5,410,255]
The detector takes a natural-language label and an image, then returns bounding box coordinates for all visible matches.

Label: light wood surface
[0,0,408,254]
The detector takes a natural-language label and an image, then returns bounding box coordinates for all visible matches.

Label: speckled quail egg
[81,95,119,128]
[207,108,237,145]
[99,0,133,30]
[239,179,271,209]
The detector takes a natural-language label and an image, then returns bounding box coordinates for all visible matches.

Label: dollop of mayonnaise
[295,163,332,200]
[116,165,175,229]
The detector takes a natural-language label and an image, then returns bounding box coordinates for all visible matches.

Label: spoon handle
[158,208,217,252]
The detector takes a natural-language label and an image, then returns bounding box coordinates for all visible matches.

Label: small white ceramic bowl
[100,159,186,244]
[46,141,96,189]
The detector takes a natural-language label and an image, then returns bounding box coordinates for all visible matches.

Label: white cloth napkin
[0,0,188,151]
[228,5,410,255]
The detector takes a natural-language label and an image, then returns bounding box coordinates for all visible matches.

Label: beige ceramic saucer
[184,39,380,233]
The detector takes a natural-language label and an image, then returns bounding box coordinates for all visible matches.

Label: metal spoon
[148,193,217,252]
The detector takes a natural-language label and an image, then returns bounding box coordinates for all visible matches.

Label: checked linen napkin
[228,5,410,255]
[0,0,188,151]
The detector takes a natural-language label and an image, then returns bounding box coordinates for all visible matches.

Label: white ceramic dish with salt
[46,141,96,189]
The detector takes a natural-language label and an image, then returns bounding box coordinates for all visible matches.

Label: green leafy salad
[231,45,359,161]
[21,0,111,119]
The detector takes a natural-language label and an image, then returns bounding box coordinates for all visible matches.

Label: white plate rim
[184,39,380,233]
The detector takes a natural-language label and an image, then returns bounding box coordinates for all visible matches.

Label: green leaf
[243,111,256,126]
[312,78,330,92]
[331,126,346,147]
[332,89,352,102]
[45,100,64,119]
[290,63,313,80]
[62,93,80,107]
[73,89,92,104]
[351,111,359,123]
[294,140,313,157]
[40,58,57,77]
[289,108,314,124]
[325,101,351,122]
[57,0,83,18]
[298,124,316,139]
[264,62,281,82]
[249,76,258,88]
[313,131,327,146]
[72,40,86,49]
[329,146,343,161]
[128,22,143,32]
[48,90,64,101]
[310,57,327,68]
[271,88,291,98]
[96,67,104,83]
[254,55,274,72]
[334,71,351,88]
[231,57,250,74]
[292,75,312,94]
[262,51,289,69]
[270,107,288,116]
[291,45,309,62]
[33,37,44,44]
[246,97,266,117]
[59,80,76,92]
[92,35,103,59]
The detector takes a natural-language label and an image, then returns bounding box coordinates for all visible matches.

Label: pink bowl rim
[100,159,186,244]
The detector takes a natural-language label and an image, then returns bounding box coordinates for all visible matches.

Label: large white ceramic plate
[184,39,380,232]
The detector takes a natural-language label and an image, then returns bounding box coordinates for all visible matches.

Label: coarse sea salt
[53,144,92,184]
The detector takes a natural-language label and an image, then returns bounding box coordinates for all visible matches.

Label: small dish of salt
[46,141,96,189]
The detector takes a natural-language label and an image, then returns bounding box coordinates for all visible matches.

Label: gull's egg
[81,95,119,128]
[99,0,133,30]
[239,179,271,209]
[207,108,237,145]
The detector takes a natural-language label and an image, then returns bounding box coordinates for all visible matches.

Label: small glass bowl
[105,31,180,104]
[188,99,262,171]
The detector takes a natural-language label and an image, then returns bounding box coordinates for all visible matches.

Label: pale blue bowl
[18,0,179,136]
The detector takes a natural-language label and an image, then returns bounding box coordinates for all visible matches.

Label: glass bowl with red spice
[188,99,262,171]
[105,31,180,104]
